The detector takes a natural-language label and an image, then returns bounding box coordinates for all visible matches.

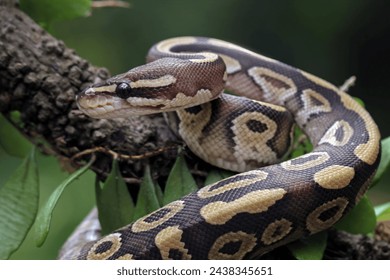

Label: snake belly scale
[72,36,381,259]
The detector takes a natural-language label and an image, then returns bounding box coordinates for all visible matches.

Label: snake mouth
[76,93,169,118]
[77,95,139,119]
[76,92,111,115]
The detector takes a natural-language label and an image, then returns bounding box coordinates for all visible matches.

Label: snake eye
[116,83,133,99]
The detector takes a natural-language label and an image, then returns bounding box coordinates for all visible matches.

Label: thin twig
[71,145,178,162]
[292,134,309,152]
[339,76,356,92]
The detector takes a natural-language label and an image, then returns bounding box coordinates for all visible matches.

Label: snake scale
[71,37,381,259]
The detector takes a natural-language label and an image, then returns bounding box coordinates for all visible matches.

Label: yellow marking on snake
[130,75,177,88]
[208,231,257,260]
[251,99,288,112]
[177,101,242,171]
[247,67,297,102]
[261,218,293,245]
[132,201,184,233]
[85,84,117,94]
[297,89,332,124]
[319,120,354,146]
[177,102,212,139]
[232,111,278,168]
[200,188,287,225]
[156,36,197,53]
[117,254,134,260]
[339,91,380,165]
[86,233,122,260]
[166,90,213,108]
[128,89,213,109]
[281,152,330,171]
[156,37,219,63]
[314,165,355,189]
[218,54,242,74]
[189,52,219,63]
[198,170,268,198]
[155,226,192,260]
[306,197,349,233]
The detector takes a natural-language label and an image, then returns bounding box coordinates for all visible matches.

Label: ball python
[71,36,381,260]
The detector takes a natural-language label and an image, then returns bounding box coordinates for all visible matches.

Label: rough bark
[0,3,389,260]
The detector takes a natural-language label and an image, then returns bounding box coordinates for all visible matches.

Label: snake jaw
[77,87,169,118]
[77,81,221,118]
[76,85,126,118]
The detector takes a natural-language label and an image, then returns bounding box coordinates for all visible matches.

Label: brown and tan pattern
[72,36,381,259]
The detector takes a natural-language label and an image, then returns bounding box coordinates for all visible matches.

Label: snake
[71,36,381,259]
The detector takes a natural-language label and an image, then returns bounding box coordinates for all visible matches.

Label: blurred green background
[3,0,390,259]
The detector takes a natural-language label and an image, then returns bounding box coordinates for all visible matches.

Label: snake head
[76,57,226,119]
[76,81,139,119]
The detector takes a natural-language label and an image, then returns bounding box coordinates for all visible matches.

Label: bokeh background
[4,0,390,259]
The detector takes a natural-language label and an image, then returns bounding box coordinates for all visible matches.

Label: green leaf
[288,232,328,260]
[153,181,164,207]
[0,114,32,158]
[0,148,39,259]
[375,202,390,222]
[163,154,198,205]
[204,168,235,186]
[371,137,390,187]
[133,165,162,220]
[20,0,92,29]
[96,160,134,235]
[353,97,365,108]
[334,195,376,234]
[34,157,94,247]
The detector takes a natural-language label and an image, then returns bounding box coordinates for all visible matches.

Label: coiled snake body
[72,37,381,259]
